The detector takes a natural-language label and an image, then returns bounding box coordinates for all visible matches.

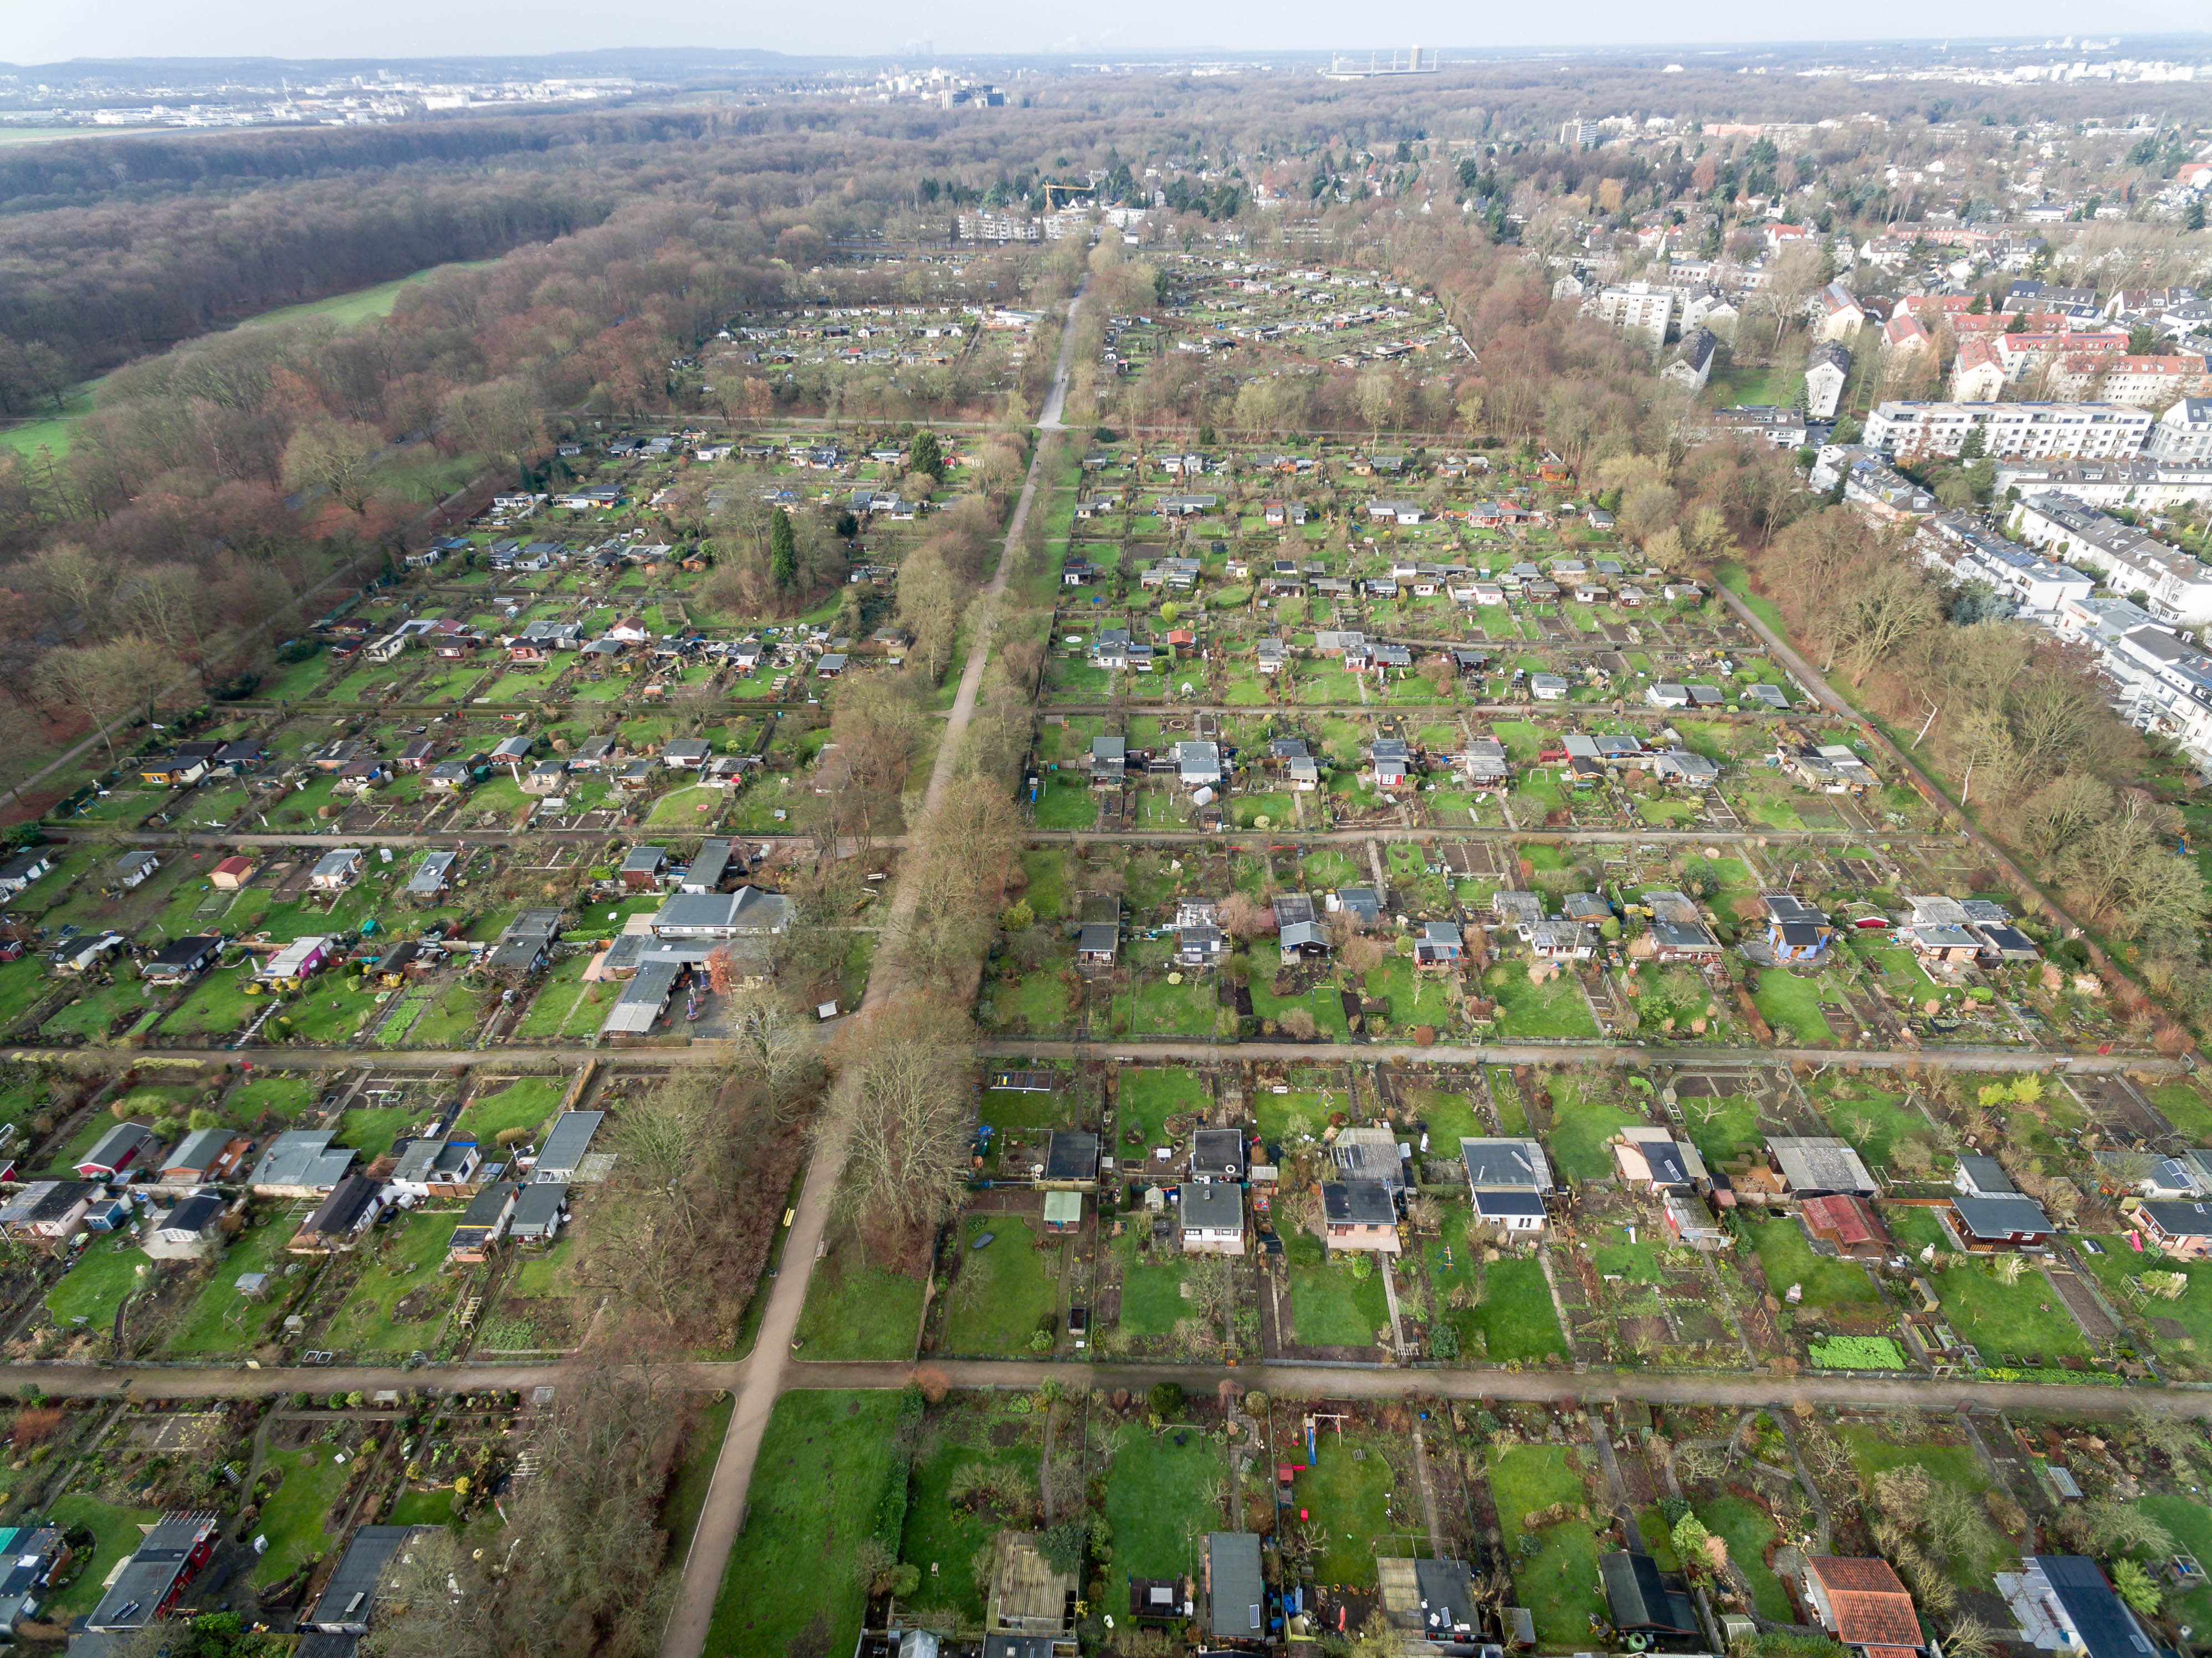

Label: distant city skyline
[4,2,2206,74]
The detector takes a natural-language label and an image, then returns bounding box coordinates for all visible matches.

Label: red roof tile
[1808,1558,1920,1649]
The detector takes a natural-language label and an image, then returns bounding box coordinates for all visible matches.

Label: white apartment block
[1590,282,1673,359]
[2045,355,2212,407]
[1994,456,2212,511]
[2010,493,2212,627]
[1863,401,2154,460]
[2147,397,2212,463]
[2108,626,2212,770]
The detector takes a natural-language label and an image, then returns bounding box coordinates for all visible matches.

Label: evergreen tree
[770,509,797,590]
[908,428,944,480]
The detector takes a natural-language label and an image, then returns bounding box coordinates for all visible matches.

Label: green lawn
[706,1391,902,1658]
[229,1074,319,1125]
[1118,1067,1211,1153]
[1696,1493,1794,1621]
[2075,1239,2212,1353]
[315,1211,457,1355]
[1284,1231,1389,1348]
[165,1219,296,1355]
[1753,970,1835,1045]
[1294,1434,1414,1585]
[793,1227,924,1359]
[456,1076,564,1143]
[1546,1079,1647,1183]
[337,1106,412,1162]
[1473,1256,1569,1363]
[1743,1217,1881,1312]
[1488,1444,1607,1647]
[253,1444,354,1584]
[45,1495,160,1620]
[1114,1225,1194,1338]
[898,1427,1041,1623]
[659,1393,736,1567]
[1678,1092,1766,1166]
[1928,1257,2090,1363]
[1484,962,1600,1039]
[46,1239,153,1331]
[1105,1421,1224,1582]
[942,1215,1060,1355]
[2141,1493,2212,1634]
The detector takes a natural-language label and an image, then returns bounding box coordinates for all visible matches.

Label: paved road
[653,281,1092,1658]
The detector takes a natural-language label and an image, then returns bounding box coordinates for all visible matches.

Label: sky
[5,0,2206,70]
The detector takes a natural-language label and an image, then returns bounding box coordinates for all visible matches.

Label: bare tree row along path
[652,280,1089,1658]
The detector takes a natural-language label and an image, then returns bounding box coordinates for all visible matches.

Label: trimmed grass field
[1546,1078,1647,1183]
[706,1391,902,1658]
[165,1219,296,1355]
[1118,1067,1211,1151]
[1696,1493,1793,1621]
[1105,1420,1223,1582]
[253,1444,354,1584]
[1113,1226,1192,1338]
[1284,1231,1389,1349]
[316,1211,457,1355]
[1488,1444,1606,1647]
[1743,1217,1881,1312]
[46,1495,160,1621]
[793,1226,924,1360]
[898,1419,1041,1623]
[1473,1256,1569,1363]
[942,1215,1061,1354]
[45,1239,151,1331]
[1293,1433,1414,1585]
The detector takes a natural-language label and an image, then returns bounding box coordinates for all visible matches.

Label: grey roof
[1077,923,1119,956]
[88,1513,217,1631]
[164,1126,235,1174]
[1767,1137,1877,1197]
[250,1129,356,1191]
[511,1183,569,1232]
[1190,1128,1247,1178]
[1336,886,1381,922]
[621,845,668,873]
[158,1193,225,1236]
[601,965,678,1035]
[684,838,734,892]
[1475,1189,1547,1218]
[1953,1192,2054,1239]
[1179,1183,1243,1234]
[306,1524,414,1634]
[300,1173,381,1239]
[1323,1179,1395,1225]
[1206,1532,1266,1637]
[405,850,458,895]
[1957,1153,2018,1196]
[79,1121,156,1171]
[2029,1556,2159,1658]
[1414,1559,1480,1634]
[1601,1552,1699,1635]
[534,1112,605,1176]
[1460,1138,1553,1191]
[1044,1130,1099,1183]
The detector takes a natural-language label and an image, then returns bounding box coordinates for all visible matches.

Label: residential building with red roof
[1803,1557,1924,1656]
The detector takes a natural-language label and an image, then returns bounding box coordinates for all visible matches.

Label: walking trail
[652,281,1087,1658]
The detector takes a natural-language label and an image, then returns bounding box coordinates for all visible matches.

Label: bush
[1147,1382,1184,1421]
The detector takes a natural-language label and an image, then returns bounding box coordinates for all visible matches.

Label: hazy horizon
[5,3,2208,74]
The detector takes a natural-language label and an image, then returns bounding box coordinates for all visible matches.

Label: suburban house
[1461,1137,1554,1234]
[1600,1551,1702,1639]
[448,1182,520,1262]
[1176,741,1223,788]
[309,848,365,891]
[1997,1557,2162,1658]
[144,1193,228,1260]
[209,856,257,890]
[1414,920,1464,969]
[1179,1184,1246,1255]
[1076,920,1119,971]
[113,850,161,890]
[1956,1154,2020,1200]
[1950,1189,2056,1251]
[1205,1532,1266,1642]
[0,1524,71,1630]
[290,1173,386,1254]
[682,839,736,894]
[1190,1128,1249,1183]
[1905,894,1985,966]
[0,849,53,901]
[406,850,458,900]
[484,909,564,978]
[1332,1126,1407,1193]
[1802,1195,1892,1260]
[621,846,670,889]
[1641,891,1721,960]
[305,1524,414,1636]
[0,1181,96,1245]
[1322,1179,1399,1254]
[1763,894,1836,963]
[1766,1137,1879,1199]
[76,1122,159,1180]
[390,1135,486,1200]
[1040,1130,1101,1190]
[1614,1126,1706,1189]
[532,1112,604,1183]
[2137,1200,2212,1260]
[1803,1557,1924,1656]
[85,1512,220,1635]
[141,935,223,985]
[249,1129,357,1198]
[258,935,334,984]
[1090,734,1127,786]
[161,1128,250,1185]
[509,1182,569,1244]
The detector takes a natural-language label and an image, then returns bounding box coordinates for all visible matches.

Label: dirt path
[651,279,1090,1658]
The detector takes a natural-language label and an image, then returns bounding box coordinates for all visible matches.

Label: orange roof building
[1804,1557,1923,1654]
[1802,1195,1892,1259]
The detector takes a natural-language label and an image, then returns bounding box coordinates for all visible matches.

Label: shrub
[1147,1382,1184,1421]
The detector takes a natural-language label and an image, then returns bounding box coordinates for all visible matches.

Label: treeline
[1748,508,2208,1040]
[0,171,617,388]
